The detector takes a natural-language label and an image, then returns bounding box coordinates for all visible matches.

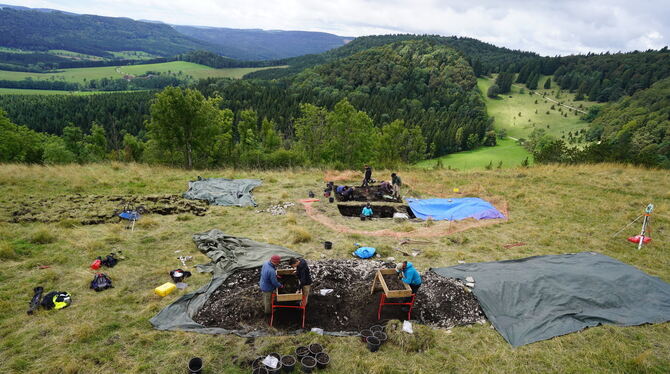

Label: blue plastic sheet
[406,197,505,221]
[353,247,376,259]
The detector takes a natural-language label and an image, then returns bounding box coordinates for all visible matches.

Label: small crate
[370,269,412,298]
[154,282,176,297]
[274,269,303,302]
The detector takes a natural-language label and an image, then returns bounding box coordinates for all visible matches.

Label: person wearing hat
[396,261,422,297]
[289,257,312,305]
[260,255,283,315]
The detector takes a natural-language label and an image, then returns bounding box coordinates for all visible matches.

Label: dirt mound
[193,260,484,333]
[5,194,208,224]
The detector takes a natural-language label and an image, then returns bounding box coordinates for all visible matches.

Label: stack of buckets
[360,324,387,352]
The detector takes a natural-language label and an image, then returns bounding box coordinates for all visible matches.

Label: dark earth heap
[5,194,208,224]
[194,260,484,333]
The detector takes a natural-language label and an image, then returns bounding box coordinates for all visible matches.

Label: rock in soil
[193,260,484,334]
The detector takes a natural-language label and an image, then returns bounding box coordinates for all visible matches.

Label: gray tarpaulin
[183,178,262,207]
[433,252,670,346]
[150,229,301,335]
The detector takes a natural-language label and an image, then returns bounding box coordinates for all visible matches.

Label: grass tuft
[29,227,58,244]
[289,225,312,244]
[385,319,437,352]
[0,240,18,259]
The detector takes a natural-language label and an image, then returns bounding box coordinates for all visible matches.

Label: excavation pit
[336,204,416,219]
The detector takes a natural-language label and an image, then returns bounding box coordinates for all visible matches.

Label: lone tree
[487,84,500,98]
[544,77,551,89]
[147,87,230,169]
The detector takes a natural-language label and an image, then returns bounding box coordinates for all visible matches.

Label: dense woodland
[0,33,669,169]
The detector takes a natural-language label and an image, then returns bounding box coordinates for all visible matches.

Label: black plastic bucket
[370,325,384,333]
[308,343,323,356]
[324,241,332,250]
[253,367,269,374]
[300,356,317,373]
[328,197,334,203]
[188,357,203,374]
[295,346,309,359]
[281,355,297,373]
[366,336,381,352]
[315,352,330,369]
[360,329,373,343]
[373,331,387,344]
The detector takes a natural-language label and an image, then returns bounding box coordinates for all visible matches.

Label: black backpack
[100,253,118,268]
[90,273,113,292]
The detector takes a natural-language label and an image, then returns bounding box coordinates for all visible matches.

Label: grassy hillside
[0,61,282,84]
[477,76,593,140]
[0,163,668,373]
[415,138,531,169]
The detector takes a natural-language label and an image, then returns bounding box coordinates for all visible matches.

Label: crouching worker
[289,257,312,305]
[396,261,422,300]
[361,203,373,220]
[260,255,283,315]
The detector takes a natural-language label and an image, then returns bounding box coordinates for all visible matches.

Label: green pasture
[0,61,285,84]
[477,77,592,140]
[416,138,532,170]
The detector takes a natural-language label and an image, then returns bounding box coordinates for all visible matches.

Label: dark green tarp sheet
[150,229,301,336]
[433,252,670,346]
[183,178,261,207]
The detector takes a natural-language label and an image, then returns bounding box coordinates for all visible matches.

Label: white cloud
[3,0,669,55]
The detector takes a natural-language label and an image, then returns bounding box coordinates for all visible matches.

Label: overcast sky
[4,0,669,56]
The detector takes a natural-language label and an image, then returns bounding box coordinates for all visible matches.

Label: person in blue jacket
[260,255,283,314]
[396,261,422,296]
[361,203,373,220]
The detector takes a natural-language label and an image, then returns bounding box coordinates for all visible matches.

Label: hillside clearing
[0,163,668,373]
[415,138,532,170]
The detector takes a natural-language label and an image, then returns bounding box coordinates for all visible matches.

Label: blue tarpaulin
[406,197,505,221]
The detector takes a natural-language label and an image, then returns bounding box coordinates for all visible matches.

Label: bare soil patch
[4,194,208,224]
[193,260,484,333]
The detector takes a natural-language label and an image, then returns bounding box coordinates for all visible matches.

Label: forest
[0,34,668,169]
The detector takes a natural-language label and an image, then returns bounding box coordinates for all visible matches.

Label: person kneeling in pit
[289,257,312,305]
[396,261,422,308]
[361,203,373,220]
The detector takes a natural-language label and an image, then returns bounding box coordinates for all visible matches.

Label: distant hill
[245,34,540,79]
[173,25,350,60]
[0,7,217,58]
[0,5,351,64]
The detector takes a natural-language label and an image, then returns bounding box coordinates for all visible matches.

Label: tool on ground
[177,256,193,268]
[27,286,44,315]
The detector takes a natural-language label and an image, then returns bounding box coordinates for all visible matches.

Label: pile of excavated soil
[193,260,484,333]
[5,194,208,224]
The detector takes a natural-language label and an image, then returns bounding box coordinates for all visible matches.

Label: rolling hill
[173,25,350,60]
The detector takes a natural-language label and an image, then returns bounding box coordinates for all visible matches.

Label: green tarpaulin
[433,252,670,346]
[150,229,301,336]
[183,178,261,207]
